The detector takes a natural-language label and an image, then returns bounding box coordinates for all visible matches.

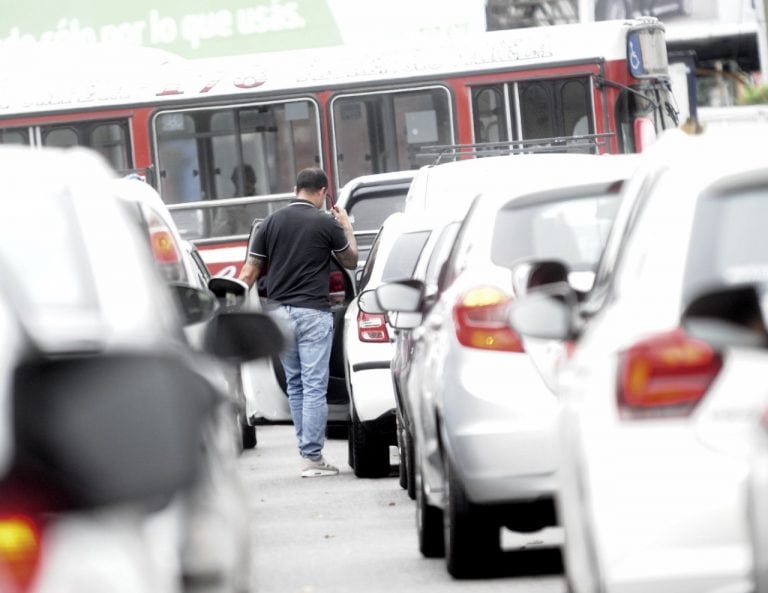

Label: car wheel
[444,458,500,578]
[595,0,629,20]
[239,412,257,450]
[416,456,444,558]
[350,405,390,478]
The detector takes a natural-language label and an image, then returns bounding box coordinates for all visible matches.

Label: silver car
[370,153,639,578]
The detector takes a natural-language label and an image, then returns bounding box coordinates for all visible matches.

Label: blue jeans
[275,305,333,460]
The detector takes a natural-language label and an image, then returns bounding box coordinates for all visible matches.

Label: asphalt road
[236,424,566,593]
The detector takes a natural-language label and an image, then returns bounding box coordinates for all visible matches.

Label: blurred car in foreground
[343,211,433,477]
[113,178,258,450]
[335,170,416,269]
[369,153,640,578]
[510,126,768,593]
[0,146,284,593]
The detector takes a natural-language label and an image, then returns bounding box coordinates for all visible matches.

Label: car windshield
[0,190,97,315]
[491,192,622,271]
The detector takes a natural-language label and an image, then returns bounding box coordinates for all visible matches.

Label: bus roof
[0,18,659,118]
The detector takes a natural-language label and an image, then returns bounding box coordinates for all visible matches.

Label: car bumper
[564,419,752,593]
[441,349,559,504]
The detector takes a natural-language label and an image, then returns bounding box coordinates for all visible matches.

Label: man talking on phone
[238,167,358,477]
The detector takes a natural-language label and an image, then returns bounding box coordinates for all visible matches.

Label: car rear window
[491,191,622,271]
[348,187,409,231]
[686,185,768,298]
[381,231,431,281]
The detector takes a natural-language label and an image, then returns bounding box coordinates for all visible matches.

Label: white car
[335,170,417,269]
[510,126,768,593]
[0,146,283,593]
[343,210,439,477]
[370,153,640,578]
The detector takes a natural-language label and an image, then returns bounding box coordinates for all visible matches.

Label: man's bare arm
[331,206,358,270]
[238,256,263,288]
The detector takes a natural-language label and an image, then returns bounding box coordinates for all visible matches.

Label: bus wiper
[594,75,660,109]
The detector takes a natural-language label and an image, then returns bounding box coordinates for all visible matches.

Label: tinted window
[491,191,621,271]
[686,186,768,299]
[381,231,431,282]
[348,192,408,231]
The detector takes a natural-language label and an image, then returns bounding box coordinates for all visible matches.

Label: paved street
[237,424,566,593]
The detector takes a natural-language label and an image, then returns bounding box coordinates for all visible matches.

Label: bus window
[91,123,130,173]
[472,86,513,146]
[43,127,78,148]
[0,129,29,146]
[331,87,453,187]
[154,100,321,239]
[41,121,132,172]
[518,77,593,151]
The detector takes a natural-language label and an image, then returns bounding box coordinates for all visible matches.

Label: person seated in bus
[212,164,258,237]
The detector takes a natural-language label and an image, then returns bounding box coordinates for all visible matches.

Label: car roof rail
[413,133,615,164]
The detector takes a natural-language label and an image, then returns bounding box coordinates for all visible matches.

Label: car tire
[416,454,444,558]
[238,412,257,450]
[397,420,408,491]
[350,406,390,478]
[444,458,500,578]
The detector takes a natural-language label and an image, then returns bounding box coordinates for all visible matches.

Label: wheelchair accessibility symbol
[627,34,645,77]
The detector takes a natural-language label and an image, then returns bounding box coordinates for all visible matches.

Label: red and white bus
[0,17,676,275]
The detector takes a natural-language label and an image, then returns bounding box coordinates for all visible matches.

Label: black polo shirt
[248,199,349,310]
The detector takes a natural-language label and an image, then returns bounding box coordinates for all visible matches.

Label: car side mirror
[375,279,425,313]
[357,289,384,314]
[203,310,286,362]
[508,282,576,341]
[171,282,218,325]
[5,352,213,512]
[682,283,768,349]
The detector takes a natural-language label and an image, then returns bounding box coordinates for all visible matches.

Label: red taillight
[150,229,180,264]
[357,310,390,343]
[329,270,345,294]
[0,514,43,593]
[452,287,523,352]
[617,328,723,419]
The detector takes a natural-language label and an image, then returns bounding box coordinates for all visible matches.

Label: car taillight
[0,513,43,593]
[150,229,180,264]
[357,310,389,343]
[617,328,723,419]
[452,286,523,352]
[329,270,345,294]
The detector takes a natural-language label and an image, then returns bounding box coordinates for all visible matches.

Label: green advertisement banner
[0,0,343,58]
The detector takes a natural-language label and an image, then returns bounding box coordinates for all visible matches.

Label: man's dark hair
[295,167,328,192]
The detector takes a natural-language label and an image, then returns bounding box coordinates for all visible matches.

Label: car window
[424,221,460,286]
[357,227,384,291]
[348,190,408,231]
[438,195,481,294]
[685,184,768,302]
[381,231,431,282]
[490,192,621,272]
